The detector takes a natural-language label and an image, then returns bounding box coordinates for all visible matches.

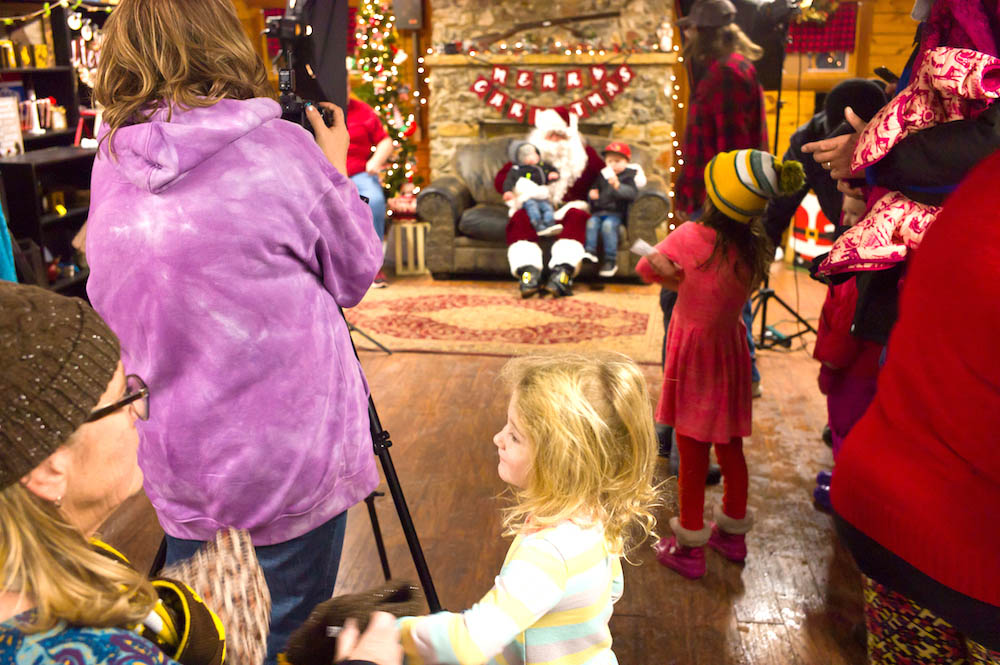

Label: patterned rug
[344,282,664,365]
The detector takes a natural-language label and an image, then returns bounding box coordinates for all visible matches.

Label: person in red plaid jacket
[673,0,769,219]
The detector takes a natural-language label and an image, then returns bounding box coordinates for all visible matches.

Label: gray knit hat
[0,283,120,489]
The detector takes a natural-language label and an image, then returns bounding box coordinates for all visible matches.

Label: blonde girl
[397,353,660,665]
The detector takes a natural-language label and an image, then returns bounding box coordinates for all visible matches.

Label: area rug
[344,282,664,365]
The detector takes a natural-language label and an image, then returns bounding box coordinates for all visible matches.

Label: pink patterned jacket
[818,47,1000,275]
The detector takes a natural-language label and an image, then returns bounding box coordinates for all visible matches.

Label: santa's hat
[534,107,578,135]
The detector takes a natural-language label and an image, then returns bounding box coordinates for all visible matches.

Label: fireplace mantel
[425,52,680,67]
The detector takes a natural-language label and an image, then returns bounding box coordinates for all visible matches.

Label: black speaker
[394,0,423,30]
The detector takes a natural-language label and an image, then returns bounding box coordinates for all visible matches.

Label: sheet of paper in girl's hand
[630,238,657,257]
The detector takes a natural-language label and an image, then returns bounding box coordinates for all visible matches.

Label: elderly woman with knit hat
[0,283,400,665]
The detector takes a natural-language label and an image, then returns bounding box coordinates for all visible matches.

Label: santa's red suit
[495,109,605,295]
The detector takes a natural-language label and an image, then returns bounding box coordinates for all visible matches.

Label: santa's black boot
[517,266,542,298]
[546,264,574,297]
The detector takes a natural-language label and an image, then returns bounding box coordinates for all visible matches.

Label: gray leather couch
[416,135,671,279]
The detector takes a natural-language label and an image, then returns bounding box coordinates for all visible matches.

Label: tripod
[342,309,441,613]
[348,322,392,355]
[749,2,816,350]
[750,274,816,349]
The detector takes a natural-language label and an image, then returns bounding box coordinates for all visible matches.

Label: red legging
[676,433,748,531]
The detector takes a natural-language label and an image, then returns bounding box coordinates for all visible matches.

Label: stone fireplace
[424,0,680,184]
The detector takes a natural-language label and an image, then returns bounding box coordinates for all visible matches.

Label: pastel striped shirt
[398,520,623,665]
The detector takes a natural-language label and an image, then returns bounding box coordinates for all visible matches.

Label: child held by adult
[397,353,661,664]
[638,149,803,579]
[584,141,646,277]
[502,141,562,236]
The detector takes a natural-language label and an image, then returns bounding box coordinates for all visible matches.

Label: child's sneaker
[536,223,563,237]
[654,536,706,579]
[583,251,599,264]
[598,260,618,277]
[707,524,747,562]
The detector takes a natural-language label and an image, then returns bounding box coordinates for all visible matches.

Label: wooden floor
[101,263,868,665]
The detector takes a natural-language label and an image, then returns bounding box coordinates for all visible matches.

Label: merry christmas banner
[469,63,635,123]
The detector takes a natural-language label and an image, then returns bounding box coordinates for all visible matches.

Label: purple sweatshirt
[86,98,382,545]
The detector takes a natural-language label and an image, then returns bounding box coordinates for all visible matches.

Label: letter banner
[491,66,509,86]
[589,65,607,85]
[539,71,559,91]
[470,76,491,99]
[515,69,534,89]
[565,69,585,89]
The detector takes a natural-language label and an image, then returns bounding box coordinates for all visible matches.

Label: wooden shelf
[0,66,72,74]
[23,128,76,144]
[0,146,96,166]
[41,205,89,228]
[424,52,680,67]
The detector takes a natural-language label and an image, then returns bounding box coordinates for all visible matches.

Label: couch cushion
[458,204,509,242]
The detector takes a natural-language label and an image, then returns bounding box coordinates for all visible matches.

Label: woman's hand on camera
[307,102,349,175]
[334,612,402,665]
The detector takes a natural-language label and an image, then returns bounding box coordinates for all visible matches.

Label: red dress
[637,222,752,443]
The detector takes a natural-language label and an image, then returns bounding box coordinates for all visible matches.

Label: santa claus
[495,108,605,297]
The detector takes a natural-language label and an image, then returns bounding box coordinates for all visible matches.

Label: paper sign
[630,238,657,257]
[0,96,24,157]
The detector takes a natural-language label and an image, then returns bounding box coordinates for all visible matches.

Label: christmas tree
[351,0,419,199]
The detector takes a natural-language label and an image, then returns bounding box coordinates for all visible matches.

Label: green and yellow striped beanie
[704,149,805,224]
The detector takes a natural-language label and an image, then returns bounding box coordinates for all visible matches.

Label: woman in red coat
[831,150,1000,662]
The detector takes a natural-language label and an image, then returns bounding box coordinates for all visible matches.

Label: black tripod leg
[767,292,819,335]
[370,401,442,613]
[349,324,393,355]
[365,492,392,581]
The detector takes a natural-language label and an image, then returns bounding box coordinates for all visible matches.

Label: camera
[276,67,334,132]
[265,1,347,134]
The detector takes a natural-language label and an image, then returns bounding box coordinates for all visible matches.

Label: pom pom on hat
[704,149,804,224]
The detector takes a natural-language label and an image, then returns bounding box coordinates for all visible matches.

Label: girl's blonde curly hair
[499,353,663,556]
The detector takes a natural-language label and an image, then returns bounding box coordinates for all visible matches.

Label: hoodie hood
[99,97,281,194]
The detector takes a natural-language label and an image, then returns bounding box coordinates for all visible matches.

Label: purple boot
[655,518,711,579]
[707,509,753,563]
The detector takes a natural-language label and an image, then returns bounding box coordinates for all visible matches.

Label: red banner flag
[491,66,510,86]
[527,106,541,125]
[568,99,590,119]
[470,77,491,99]
[507,98,528,121]
[514,69,534,89]
[589,65,607,85]
[585,90,607,112]
[565,69,585,89]
[602,78,623,99]
[615,64,635,86]
[486,89,509,112]
[539,71,559,91]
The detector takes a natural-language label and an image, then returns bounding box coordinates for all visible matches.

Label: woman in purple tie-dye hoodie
[84,1,383,661]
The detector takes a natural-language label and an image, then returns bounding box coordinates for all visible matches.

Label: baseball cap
[677,0,736,28]
[602,141,632,160]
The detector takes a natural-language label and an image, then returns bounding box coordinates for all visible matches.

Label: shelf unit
[1,3,94,296]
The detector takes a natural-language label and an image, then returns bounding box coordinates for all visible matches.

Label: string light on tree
[352,0,420,198]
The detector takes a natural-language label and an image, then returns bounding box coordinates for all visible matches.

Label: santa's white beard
[527,127,588,205]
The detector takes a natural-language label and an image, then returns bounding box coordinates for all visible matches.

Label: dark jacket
[590,166,645,216]
[501,163,559,193]
[763,112,844,246]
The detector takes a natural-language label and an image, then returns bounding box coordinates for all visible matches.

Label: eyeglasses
[85,374,149,423]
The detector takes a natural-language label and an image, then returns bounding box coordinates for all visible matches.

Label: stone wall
[425,0,679,184]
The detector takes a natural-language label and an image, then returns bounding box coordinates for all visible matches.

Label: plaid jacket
[674,53,768,215]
